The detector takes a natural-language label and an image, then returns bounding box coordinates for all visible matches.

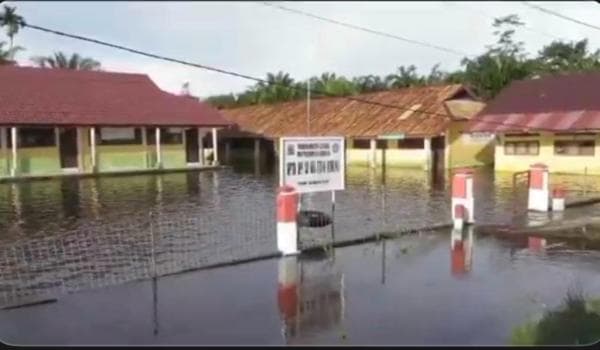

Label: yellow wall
[495,132,600,174]
[447,120,495,168]
[346,138,427,169]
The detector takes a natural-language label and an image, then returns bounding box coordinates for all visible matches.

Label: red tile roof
[467,72,600,133]
[0,66,232,127]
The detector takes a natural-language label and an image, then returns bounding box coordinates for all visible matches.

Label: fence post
[528,163,549,212]
[277,185,299,255]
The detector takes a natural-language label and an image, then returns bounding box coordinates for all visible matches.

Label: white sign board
[279,137,345,194]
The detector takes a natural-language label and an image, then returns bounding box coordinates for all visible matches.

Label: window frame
[98,127,143,146]
[554,139,595,156]
[504,140,539,156]
[17,127,57,148]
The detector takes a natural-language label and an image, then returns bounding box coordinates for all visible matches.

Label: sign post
[279,136,346,249]
[279,137,346,193]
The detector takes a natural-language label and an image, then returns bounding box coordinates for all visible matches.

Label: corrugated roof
[467,72,600,133]
[0,66,232,127]
[221,84,474,138]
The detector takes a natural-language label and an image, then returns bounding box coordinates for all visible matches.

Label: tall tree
[385,65,426,88]
[311,72,357,97]
[460,14,534,100]
[0,5,25,50]
[0,40,23,64]
[534,39,600,74]
[31,52,101,70]
[254,71,298,104]
[352,75,387,93]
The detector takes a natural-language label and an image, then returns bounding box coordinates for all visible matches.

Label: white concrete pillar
[212,127,219,165]
[528,163,549,212]
[370,138,377,168]
[10,127,17,177]
[1,127,6,173]
[76,127,83,172]
[424,137,432,171]
[155,127,162,168]
[90,127,97,172]
[141,127,148,168]
[198,128,205,166]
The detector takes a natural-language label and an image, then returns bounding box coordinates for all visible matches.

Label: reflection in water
[277,253,345,344]
[60,178,81,220]
[450,226,474,277]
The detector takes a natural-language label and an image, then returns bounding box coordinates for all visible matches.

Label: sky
[4,1,600,98]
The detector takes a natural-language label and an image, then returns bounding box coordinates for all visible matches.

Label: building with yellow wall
[0,65,231,181]
[468,72,600,175]
[221,84,493,172]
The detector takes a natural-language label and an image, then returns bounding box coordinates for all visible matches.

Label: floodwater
[1,162,600,345]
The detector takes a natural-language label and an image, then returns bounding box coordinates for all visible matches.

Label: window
[147,127,183,145]
[397,138,424,149]
[98,127,142,145]
[376,140,388,149]
[554,140,595,156]
[18,128,56,148]
[504,141,539,155]
[0,128,12,147]
[352,139,370,149]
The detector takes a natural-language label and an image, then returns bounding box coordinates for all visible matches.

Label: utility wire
[259,1,472,58]
[444,2,565,41]
[521,2,600,32]
[20,21,577,134]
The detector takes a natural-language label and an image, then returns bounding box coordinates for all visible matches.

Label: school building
[467,72,600,175]
[0,65,232,180]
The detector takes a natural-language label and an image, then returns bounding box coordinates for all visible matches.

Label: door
[185,128,199,163]
[59,128,79,169]
[431,136,445,172]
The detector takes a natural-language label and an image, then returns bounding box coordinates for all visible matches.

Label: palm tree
[385,65,426,88]
[254,71,298,103]
[31,52,101,70]
[0,5,25,50]
[0,40,23,64]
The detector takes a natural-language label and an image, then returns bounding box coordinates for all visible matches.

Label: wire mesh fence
[0,199,278,309]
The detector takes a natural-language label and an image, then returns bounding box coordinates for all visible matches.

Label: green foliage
[199,13,600,109]
[31,52,101,70]
[0,5,25,49]
[0,40,23,63]
[510,293,600,346]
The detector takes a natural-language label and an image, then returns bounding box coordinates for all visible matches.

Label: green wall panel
[161,145,186,169]
[18,147,62,175]
[97,145,148,172]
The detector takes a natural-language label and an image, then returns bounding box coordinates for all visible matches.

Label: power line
[521,2,600,32]
[444,2,565,41]
[259,1,472,58]
[19,21,578,134]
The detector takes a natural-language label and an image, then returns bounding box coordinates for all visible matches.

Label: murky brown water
[1,163,600,345]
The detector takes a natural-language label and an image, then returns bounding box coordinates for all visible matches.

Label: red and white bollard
[277,185,299,255]
[452,169,474,226]
[528,163,549,212]
[552,186,566,211]
[454,205,465,231]
[451,225,473,277]
[277,256,298,324]
[528,236,547,252]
